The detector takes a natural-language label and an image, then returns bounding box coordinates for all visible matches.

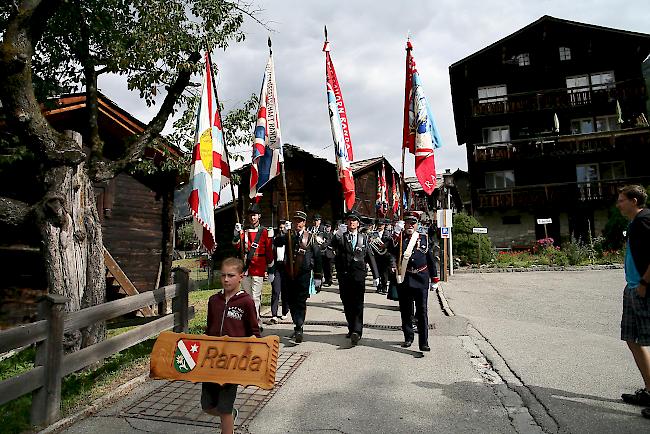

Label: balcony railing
[477,177,650,209]
[471,79,647,117]
[473,127,650,162]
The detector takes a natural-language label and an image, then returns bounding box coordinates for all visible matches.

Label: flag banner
[150,331,280,390]
[376,161,388,217]
[250,53,283,199]
[324,39,355,211]
[188,52,230,253]
[392,170,399,214]
[403,40,443,195]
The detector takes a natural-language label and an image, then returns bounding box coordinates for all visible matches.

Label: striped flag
[392,170,399,214]
[403,39,443,195]
[249,52,283,199]
[188,53,230,253]
[324,37,355,211]
[376,161,388,217]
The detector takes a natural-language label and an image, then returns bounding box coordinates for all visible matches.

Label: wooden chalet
[349,156,401,219]
[0,93,179,325]
[449,15,650,247]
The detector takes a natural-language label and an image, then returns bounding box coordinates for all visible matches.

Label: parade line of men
[232,204,439,352]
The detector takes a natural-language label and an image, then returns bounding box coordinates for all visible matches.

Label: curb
[38,372,149,434]
[455,264,623,273]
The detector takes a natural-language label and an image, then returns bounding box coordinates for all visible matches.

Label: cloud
[99,0,650,178]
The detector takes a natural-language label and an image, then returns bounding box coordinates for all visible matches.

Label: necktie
[351,234,357,249]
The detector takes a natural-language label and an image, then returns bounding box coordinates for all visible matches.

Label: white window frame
[595,115,620,132]
[559,46,571,61]
[576,163,600,183]
[485,170,515,190]
[516,53,530,66]
[570,117,594,135]
[478,85,507,104]
[482,126,510,144]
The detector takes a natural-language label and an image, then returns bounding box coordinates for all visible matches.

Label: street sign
[472,227,488,234]
[441,227,450,238]
[436,210,453,228]
[536,218,552,225]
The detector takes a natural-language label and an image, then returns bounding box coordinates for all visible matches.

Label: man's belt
[406,265,428,274]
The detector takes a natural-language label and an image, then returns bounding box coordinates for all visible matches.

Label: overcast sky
[100,0,650,178]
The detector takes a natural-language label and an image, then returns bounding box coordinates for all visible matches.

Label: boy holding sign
[202,257,261,433]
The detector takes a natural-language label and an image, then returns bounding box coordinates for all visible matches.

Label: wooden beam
[64,284,180,333]
[103,247,153,316]
[0,320,48,354]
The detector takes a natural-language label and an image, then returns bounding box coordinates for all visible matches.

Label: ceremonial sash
[397,231,419,284]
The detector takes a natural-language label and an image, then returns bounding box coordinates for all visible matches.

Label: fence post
[173,268,190,333]
[31,294,68,426]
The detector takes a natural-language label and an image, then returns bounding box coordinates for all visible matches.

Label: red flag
[392,171,399,214]
[324,37,355,211]
[402,39,442,195]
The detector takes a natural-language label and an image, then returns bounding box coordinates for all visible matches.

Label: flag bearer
[275,211,323,343]
[390,211,437,352]
[232,203,274,329]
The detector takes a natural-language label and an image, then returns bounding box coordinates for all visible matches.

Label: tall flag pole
[323,26,356,213]
[265,37,294,278]
[249,41,283,200]
[403,38,443,196]
[188,51,230,253]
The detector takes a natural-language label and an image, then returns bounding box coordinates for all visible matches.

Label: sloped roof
[450,15,650,68]
[404,174,444,192]
[350,156,385,173]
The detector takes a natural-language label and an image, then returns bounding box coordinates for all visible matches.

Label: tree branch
[90,50,201,182]
[0,0,85,166]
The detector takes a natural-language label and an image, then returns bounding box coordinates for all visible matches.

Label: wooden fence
[0,268,193,427]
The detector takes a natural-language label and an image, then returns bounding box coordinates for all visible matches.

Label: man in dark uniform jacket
[372,218,393,295]
[274,210,323,343]
[320,221,335,286]
[330,211,380,345]
[389,211,437,352]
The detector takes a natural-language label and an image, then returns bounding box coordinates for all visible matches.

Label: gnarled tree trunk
[39,132,106,351]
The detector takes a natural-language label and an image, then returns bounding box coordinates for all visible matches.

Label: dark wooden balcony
[471,79,646,117]
[477,177,650,209]
[473,127,650,162]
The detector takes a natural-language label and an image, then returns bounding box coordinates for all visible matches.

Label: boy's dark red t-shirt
[205,289,261,338]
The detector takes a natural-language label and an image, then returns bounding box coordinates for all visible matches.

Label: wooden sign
[536,218,552,225]
[150,331,280,390]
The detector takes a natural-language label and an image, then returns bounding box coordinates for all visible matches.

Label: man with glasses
[616,185,650,419]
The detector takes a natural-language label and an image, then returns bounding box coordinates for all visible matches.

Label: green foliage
[562,237,594,266]
[452,213,494,264]
[602,205,628,250]
[178,222,197,249]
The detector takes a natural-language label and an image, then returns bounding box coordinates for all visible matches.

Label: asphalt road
[442,269,650,434]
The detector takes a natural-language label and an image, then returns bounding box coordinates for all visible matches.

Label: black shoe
[419,345,431,352]
[622,389,650,406]
[350,332,360,346]
[401,340,413,348]
[294,330,303,343]
[642,407,650,419]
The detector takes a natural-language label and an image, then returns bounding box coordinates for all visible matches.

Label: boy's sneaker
[280,314,288,320]
[265,317,278,325]
[622,388,650,406]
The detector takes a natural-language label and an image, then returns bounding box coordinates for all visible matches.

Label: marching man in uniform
[232,203,274,330]
[331,210,380,345]
[390,211,437,352]
[275,210,323,343]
